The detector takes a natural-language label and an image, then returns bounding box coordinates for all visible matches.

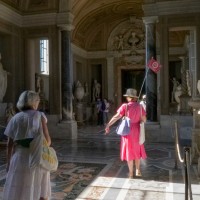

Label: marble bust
[0,54,8,103]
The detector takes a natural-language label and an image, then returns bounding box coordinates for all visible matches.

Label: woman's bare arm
[105,112,121,134]
[6,137,14,172]
[141,115,147,123]
[41,116,51,146]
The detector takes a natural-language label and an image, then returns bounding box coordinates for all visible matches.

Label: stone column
[179,56,191,114]
[57,25,77,139]
[61,29,73,120]
[188,28,199,163]
[143,16,158,121]
[188,100,200,163]
[106,56,114,102]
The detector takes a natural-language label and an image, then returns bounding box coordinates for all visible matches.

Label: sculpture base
[0,103,7,141]
[191,128,200,164]
[47,115,77,139]
[0,103,7,118]
[179,94,192,114]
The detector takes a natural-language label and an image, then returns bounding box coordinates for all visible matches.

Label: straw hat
[123,88,138,98]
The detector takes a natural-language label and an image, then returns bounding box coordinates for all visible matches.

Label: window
[40,39,49,75]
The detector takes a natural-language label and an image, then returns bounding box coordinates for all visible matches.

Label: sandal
[128,173,134,179]
[136,170,142,177]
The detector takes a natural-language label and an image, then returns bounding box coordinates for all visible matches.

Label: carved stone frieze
[0,19,20,35]
[107,18,145,55]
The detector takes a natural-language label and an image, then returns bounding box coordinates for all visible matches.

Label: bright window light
[40,39,49,75]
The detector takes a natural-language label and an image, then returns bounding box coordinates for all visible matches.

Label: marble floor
[0,125,200,200]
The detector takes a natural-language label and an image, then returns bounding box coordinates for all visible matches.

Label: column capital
[57,11,74,31]
[179,56,185,61]
[58,24,74,31]
[143,16,158,24]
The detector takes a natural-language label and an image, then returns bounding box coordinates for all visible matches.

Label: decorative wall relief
[108,18,145,66]
[112,31,145,53]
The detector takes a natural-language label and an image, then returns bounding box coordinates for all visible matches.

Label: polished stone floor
[0,124,200,200]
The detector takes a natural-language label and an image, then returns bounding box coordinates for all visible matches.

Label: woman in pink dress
[105,88,147,178]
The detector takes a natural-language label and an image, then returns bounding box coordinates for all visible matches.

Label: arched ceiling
[0,0,58,13]
[0,0,187,52]
[72,0,144,50]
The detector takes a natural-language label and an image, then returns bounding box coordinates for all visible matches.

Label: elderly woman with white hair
[3,90,51,200]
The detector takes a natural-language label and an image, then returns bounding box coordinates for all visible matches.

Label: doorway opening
[121,69,145,102]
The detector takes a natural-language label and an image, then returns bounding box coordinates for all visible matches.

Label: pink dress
[117,101,147,161]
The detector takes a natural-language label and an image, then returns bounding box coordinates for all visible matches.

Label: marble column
[188,100,200,163]
[106,56,114,102]
[179,56,191,114]
[57,25,77,139]
[61,30,73,120]
[188,28,199,163]
[143,16,158,121]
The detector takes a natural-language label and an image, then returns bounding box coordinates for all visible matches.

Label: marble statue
[0,54,9,103]
[174,84,182,112]
[174,84,182,104]
[113,35,124,51]
[84,82,89,96]
[74,80,85,102]
[35,73,43,94]
[197,80,200,95]
[92,79,101,102]
[186,70,191,96]
[171,77,180,103]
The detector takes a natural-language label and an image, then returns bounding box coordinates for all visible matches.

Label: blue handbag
[116,104,130,136]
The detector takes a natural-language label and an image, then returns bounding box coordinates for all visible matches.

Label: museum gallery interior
[0,0,200,199]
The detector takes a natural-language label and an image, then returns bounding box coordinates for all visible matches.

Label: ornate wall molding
[0,2,73,28]
[143,0,200,16]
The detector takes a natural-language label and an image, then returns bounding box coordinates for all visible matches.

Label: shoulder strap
[140,105,143,119]
[125,104,128,117]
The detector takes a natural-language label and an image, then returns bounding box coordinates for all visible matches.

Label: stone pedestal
[188,99,200,163]
[86,106,92,122]
[47,115,77,139]
[0,103,7,140]
[75,103,84,125]
[179,94,192,114]
[0,103,7,117]
[57,120,77,139]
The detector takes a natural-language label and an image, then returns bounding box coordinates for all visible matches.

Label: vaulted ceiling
[0,0,187,52]
[71,0,144,50]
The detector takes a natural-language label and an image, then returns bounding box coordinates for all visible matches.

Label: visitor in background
[103,98,110,125]
[96,98,104,125]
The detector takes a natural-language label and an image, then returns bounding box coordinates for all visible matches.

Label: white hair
[17,90,39,111]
